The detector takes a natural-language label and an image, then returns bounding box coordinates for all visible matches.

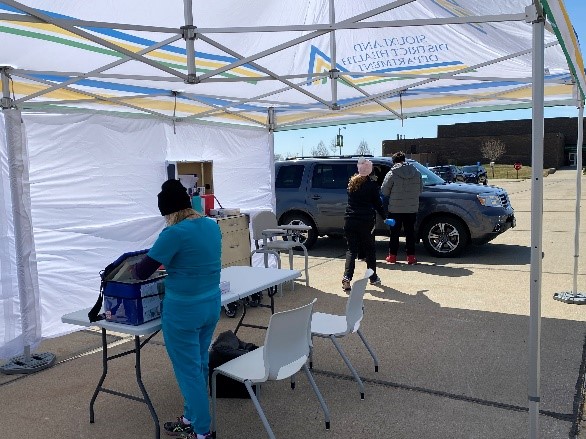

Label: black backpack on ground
[208,330,258,398]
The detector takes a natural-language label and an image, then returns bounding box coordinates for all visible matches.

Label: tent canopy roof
[0,0,584,130]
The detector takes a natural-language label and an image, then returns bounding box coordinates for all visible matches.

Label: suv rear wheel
[421,215,469,257]
[280,213,317,249]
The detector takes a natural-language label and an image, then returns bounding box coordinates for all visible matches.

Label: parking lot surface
[1,168,585,438]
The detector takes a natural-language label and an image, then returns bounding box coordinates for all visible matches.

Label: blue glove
[384,218,395,227]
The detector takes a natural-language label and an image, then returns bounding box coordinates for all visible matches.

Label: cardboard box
[171,161,214,194]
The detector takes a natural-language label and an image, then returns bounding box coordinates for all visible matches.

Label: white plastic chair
[250,210,309,287]
[310,269,379,399]
[211,299,330,439]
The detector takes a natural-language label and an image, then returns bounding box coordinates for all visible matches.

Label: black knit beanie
[157,179,191,216]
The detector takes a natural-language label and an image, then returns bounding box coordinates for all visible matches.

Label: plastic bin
[201,194,214,216]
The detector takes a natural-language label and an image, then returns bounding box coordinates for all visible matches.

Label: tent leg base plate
[0,352,56,375]
[553,292,586,305]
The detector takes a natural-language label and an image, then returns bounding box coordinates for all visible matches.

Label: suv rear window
[276,164,304,189]
[312,163,356,189]
[461,165,484,172]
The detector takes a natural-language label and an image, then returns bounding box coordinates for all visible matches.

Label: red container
[201,194,214,216]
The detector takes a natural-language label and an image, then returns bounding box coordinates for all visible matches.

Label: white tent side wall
[0,114,273,349]
[163,122,273,212]
[163,122,276,268]
[23,114,168,340]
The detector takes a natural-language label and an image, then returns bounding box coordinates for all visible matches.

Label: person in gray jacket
[380,151,423,264]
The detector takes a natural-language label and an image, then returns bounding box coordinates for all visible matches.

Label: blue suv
[461,165,488,185]
[428,165,465,183]
[275,156,515,257]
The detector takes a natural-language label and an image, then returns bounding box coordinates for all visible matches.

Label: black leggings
[343,218,377,282]
[387,212,417,256]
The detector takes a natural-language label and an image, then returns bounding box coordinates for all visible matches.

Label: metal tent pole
[528,5,544,438]
[554,99,585,304]
[328,0,339,110]
[575,102,584,293]
[183,0,197,84]
[268,107,276,211]
[263,107,277,268]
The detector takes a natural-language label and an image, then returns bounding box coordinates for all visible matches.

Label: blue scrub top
[148,216,222,302]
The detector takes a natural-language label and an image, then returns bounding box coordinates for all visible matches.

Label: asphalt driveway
[1,168,585,439]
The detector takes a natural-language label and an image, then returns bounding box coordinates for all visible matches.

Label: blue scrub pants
[162,294,220,435]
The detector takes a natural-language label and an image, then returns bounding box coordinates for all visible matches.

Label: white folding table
[220,266,300,333]
[61,266,300,439]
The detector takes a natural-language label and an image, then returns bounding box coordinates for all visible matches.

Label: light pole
[300,136,304,158]
[336,126,346,156]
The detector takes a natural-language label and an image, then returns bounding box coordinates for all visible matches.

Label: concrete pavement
[1,168,585,439]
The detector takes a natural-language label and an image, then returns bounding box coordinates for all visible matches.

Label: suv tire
[280,213,318,249]
[421,215,469,257]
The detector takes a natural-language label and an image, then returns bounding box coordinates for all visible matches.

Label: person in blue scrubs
[133,179,221,439]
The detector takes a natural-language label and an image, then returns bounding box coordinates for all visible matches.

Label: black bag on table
[208,330,258,398]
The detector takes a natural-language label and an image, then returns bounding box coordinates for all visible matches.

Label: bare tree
[356,139,371,155]
[480,138,506,163]
[311,140,329,156]
[329,138,338,155]
[480,139,506,178]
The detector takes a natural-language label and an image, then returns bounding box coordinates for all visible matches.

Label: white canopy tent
[0,1,583,124]
[0,1,585,437]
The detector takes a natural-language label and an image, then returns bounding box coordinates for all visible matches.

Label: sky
[273,1,585,159]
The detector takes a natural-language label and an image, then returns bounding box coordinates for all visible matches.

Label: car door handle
[311,195,321,200]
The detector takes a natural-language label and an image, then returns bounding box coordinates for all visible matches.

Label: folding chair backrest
[345,269,373,333]
[250,210,279,243]
[263,299,316,380]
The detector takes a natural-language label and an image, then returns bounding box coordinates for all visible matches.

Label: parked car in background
[275,156,515,257]
[461,165,488,185]
[428,165,464,183]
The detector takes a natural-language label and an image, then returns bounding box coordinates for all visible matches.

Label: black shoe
[369,275,382,286]
[164,417,193,436]
[342,278,351,291]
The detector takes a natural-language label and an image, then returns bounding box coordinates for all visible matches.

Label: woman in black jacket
[342,158,387,291]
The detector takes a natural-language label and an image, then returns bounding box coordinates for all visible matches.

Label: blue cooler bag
[89,249,166,325]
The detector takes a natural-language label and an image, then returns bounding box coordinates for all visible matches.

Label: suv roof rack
[284,154,375,161]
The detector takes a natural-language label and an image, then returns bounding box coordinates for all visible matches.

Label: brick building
[382,117,585,169]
